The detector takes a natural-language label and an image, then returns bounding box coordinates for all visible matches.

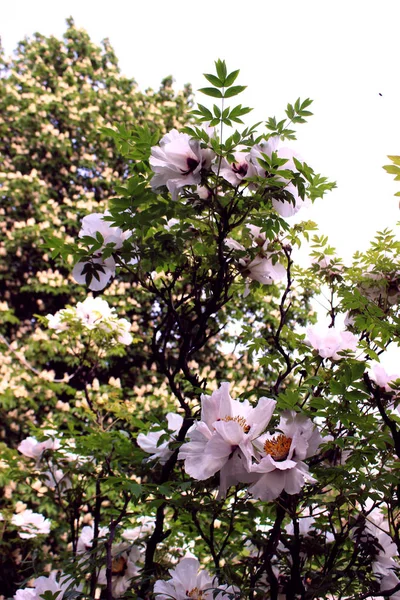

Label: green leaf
[198,87,223,98]
[223,85,246,98]
[203,73,224,87]
[224,69,240,87]
[215,59,227,82]
[196,103,213,120]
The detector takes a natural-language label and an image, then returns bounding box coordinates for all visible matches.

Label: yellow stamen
[186,588,206,599]
[222,415,250,433]
[264,434,292,461]
[111,555,127,576]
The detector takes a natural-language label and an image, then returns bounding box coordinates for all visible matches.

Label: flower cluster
[177,383,328,500]
[46,295,133,345]
[149,130,307,218]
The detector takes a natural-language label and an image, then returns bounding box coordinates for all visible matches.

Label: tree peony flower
[78,211,130,250]
[137,412,183,464]
[306,324,358,360]
[153,556,238,599]
[361,508,399,577]
[178,382,276,497]
[14,572,82,600]
[72,211,135,290]
[46,296,133,346]
[213,148,256,186]
[98,544,142,598]
[11,509,51,539]
[75,295,114,328]
[248,411,327,501]
[226,225,286,295]
[122,516,155,543]
[377,570,400,599]
[150,129,214,200]
[369,362,400,393]
[18,433,60,462]
[72,256,116,291]
[77,524,110,553]
[249,137,307,217]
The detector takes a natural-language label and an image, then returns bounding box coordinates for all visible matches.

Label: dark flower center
[181,156,200,175]
[232,162,248,177]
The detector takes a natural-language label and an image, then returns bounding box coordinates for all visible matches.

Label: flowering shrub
[2,54,400,600]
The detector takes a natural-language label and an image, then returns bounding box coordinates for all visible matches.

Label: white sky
[2,0,400,261]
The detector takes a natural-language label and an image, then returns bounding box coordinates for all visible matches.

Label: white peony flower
[72,211,134,291]
[46,296,133,346]
[97,544,142,598]
[362,508,399,577]
[14,572,82,600]
[369,362,400,393]
[122,516,155,543]
[11,509,51,539]
[377,570,400,599]
[306,324,358,360]
[248,411,327,501]
[153,556,238,599]
[46,311,71,332]
[72,256,116,291]
[77,524,110,553]
[78,211,130,250]
[75,296,114,328]
[178,382,276,497]
[137,412,183,464]
[249,137,308,217]
[150,129,214,200]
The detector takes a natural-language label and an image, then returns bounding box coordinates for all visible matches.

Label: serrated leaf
[198,87,223,98]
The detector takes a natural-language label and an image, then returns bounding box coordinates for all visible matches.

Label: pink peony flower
[369,362,400,393]
[248,411,327,501]
[150,130,214,200]
[226,224,286,295]
[178,382,276,497]
[18,433,60,462]
[213,148,256,186]
[306,324,358,360]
